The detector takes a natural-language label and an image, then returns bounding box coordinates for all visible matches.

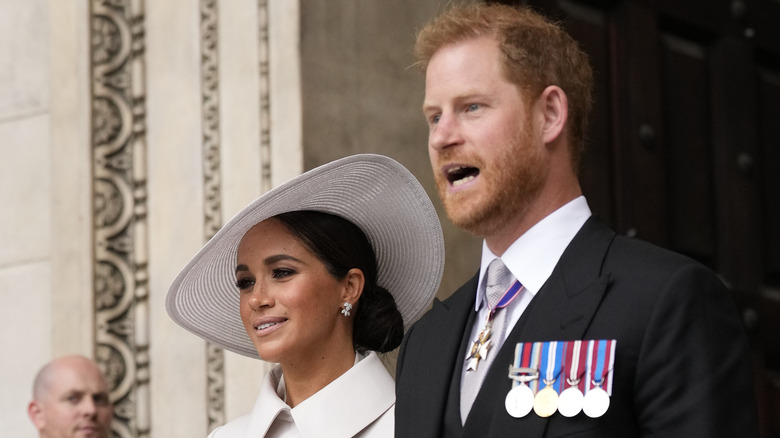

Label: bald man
[27,355,113,438]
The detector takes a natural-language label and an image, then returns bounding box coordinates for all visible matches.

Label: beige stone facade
[0,0,478,436]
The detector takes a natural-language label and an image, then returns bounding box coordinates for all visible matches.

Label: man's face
[422,36,548,240]
[29,358,113,438]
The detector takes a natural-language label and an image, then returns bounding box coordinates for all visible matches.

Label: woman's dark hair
[273,210,404,353]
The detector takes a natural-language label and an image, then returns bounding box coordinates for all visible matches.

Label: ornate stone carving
[258,0,272,192]
[90,0,149,436]
[200,0,227,432]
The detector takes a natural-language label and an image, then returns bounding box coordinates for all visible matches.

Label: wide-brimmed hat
[166,154,444,359]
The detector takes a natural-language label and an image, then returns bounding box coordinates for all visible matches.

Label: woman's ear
[342,268,365,305]
[539,85,568,144]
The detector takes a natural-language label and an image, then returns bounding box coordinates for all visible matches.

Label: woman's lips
[252,317,287,335]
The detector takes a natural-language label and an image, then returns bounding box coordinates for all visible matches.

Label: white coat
[207,351,394,438]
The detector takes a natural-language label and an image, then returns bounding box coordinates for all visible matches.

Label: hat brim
[165,154,444,359]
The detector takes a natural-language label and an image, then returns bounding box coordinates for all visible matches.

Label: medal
[466,317,493,371]
[505,343,540,418]
[533,384,559,417]
[581,339,616,418]
[466,280,523,371]
[505,383,535,418]
[558,339,586,417]
[583,385,610,418]
[533,341,562,417]
[558,385,584,417]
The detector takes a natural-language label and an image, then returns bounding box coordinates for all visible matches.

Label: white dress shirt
[460,196,592,387]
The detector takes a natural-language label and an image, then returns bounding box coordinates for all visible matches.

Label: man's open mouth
[447,166,480,187]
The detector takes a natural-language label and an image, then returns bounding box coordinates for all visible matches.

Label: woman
[166,154,444,437]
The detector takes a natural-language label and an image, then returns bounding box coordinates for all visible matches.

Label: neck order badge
[466,281,524,371]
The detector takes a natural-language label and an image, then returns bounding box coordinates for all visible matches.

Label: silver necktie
[460,258,514,421]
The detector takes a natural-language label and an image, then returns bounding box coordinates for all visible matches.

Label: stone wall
[299,0,481,299]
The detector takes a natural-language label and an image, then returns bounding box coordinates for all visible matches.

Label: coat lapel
[397,273,478,438]
[463,217,616,437]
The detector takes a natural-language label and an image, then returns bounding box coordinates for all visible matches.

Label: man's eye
[94,394,110,406]
[431,114,441,124]
[466,103,480,112]
[235,277,255,290]
[66,395,81,403]
[272,268,295,279]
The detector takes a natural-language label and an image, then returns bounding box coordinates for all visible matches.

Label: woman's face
[236,218,353,364]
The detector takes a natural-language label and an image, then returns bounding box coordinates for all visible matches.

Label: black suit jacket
[396,217,757,437]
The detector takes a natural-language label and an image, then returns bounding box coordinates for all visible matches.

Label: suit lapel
[463,217,616,437]
[403,274,478,438]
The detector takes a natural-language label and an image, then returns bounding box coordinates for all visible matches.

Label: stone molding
[90,0,149,437]
[89,0,278,435]
[258,0,273,193]
[199,0,227,431]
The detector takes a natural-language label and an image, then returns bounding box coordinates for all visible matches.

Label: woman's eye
[235,277,255,290]
[272,268,295,279]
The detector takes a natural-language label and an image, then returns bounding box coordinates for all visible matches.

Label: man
[395,3,757,437]
[28,355,113,438]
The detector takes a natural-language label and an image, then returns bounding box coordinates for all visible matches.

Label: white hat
[166,154,444,359]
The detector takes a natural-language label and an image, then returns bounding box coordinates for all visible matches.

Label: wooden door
[491,0,780,435]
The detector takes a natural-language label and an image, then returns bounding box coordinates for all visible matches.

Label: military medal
[582,339,616,418]
[505,339,617,419]
[533,384,559,417]
[558,339,586,417]
[558,384,585,417]
[505,343,540,418]
[466,280,523,371]
[505,382,535,418]
[583,385,610,418]
[533,341,562,417]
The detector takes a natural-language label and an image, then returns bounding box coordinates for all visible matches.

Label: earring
[340,302,352,317]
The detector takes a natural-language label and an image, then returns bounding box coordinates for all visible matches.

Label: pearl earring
[341,302,352,317]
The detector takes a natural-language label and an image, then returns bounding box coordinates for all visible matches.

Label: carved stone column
[90,0,149,436]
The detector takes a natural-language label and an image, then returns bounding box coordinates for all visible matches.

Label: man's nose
[81,397,97,416]
[429,114,462,151]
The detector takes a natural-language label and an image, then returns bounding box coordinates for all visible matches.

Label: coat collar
[247,351,395,437]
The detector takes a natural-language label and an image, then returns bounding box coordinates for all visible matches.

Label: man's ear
[539,85,568,144]
[342,268,365,305]
[28,400,45,430]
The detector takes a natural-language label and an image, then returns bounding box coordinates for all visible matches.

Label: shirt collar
[475,196,591,310]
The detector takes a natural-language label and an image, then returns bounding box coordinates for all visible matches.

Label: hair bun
[353,285,404,353]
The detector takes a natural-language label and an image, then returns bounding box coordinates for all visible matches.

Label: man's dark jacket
[395,217,757,438]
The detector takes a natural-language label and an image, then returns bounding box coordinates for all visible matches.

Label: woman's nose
[248,287,270,310]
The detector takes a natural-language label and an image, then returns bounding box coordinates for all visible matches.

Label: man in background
[28,355,113,438]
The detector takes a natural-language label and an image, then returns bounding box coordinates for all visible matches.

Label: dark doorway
[490,0,780,436]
